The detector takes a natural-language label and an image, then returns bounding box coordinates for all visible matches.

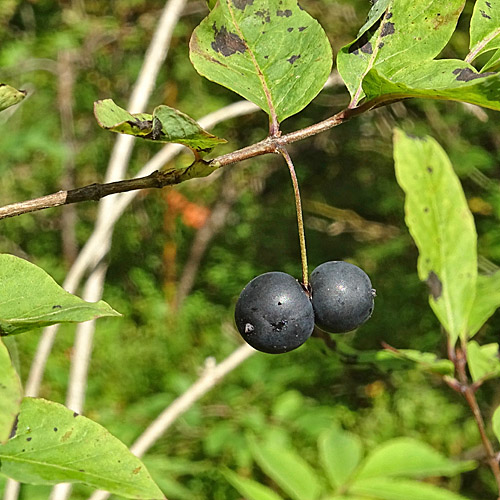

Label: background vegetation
[1,0,500,498]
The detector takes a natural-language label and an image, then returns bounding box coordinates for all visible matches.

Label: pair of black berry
[234,261,375,354]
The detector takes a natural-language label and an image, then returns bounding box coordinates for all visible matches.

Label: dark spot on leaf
[133,466,142,474]
[52,305,62,309]
[423,207,429,213]
[486,1,491,7]
[348,31,372,55]
[26,437,32,441]
[287,54,301,64]
[361,42,373,54]
[381,22,395,37]
[386,11,393,19]
[79,469,85,473]
[426,271,442,300]
[378,42,385,49]
[232,0,254,10]
[287,27,293,32]
[211,24,246,57]
[73,411,79,417]
[255,9,271,23]
[264,55,269,59]
[53,427,58,432]
[277,9,292,17]
[130,118,152,131]
[480,9,491,18]
[453,67,495,81]
[9,415,18,438]
[298,26,307,31]
[427,166,433,173]
[150,117,163,140]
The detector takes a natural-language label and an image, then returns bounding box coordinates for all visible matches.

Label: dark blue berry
[235,272,314,354]
[310,261,375,333]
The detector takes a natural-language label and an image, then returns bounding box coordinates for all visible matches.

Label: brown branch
[453,344,500,498]
[0,100,374,221]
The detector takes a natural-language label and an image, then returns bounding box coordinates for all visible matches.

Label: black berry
[310,261,375,333]
[235,272,314,354]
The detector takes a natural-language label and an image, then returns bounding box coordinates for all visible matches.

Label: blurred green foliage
[2,0,500,498]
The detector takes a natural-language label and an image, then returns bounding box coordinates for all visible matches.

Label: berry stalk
[279,147,308,287]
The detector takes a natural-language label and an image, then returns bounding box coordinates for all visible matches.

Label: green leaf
[393,130,477,344]
[224,469,284,500]
[355,438,476,480]
[492,405,500,445]
[0,338,22,444]
[318,426,363,490]
[482,47,500,71]
[379,348,454,376]
[362,64,500,112]
[0,84,26,111]
[0,398,164,499]
[0,254,120,336]
[189,0,332,124]
[469,0,500,63]
[249,438,322,500]
[467,272,500,338]
[94,99,226,153]
[466,341,500,382]
[337,0,465,105]
[350,477,470,500]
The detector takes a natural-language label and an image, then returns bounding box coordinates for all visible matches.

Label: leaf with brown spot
[0,398,164,499]
[189,0,332,124]
[337,0,478,108]
[469,0,500,70]
[393,130,477,344]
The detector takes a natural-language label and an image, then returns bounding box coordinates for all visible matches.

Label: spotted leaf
[189,0,332,124]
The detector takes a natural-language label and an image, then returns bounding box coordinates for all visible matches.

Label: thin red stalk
[279,147,308,286]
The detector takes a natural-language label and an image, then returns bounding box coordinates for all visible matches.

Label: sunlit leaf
[249,437,322,500]
[467,272,500,338]
[0,254,120,336]
[0,398,164,499]
[94,99,226,153]
[469,0,500,62]
[393,130,477,344]
[318,426,363,490]
[355,438,476,480]
[492,405,500,445]
[337,0,465,105]
[0,84,26,111]
[224,469,284,500]
[189,0,332,123]
[350,477,470,500]
[466,341,500,382]
[362,65,500,112]
[0,338,22,444]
